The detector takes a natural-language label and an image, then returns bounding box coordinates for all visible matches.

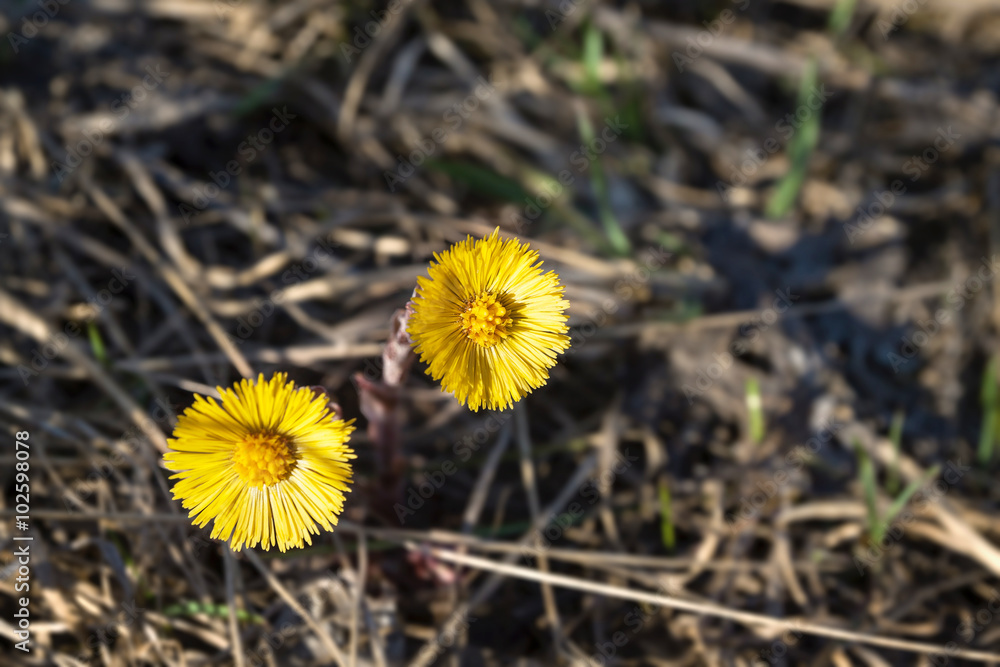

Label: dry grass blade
[0,288,170,453]
[243,550,348,666]
[224,548,246,667]
[423,548,1000,663]
[407,454,600,667]
[83,181,254,379]
[4,0,999,663]
[514,405,565,654]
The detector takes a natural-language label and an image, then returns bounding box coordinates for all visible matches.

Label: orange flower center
[232,433,297,487]
[461,292,512,348]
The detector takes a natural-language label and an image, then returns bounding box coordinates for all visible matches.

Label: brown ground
[3,0,1000,665]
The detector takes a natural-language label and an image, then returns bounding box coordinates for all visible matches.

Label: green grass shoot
[234,76,286,117]
[979,355,998,465]
[882,465,940,533]
[658,478,675,551]
[828,0,858,36]
[856,440,881,543]
[582,22,604,97]
[425,159,531,203]
[87,321,108,366]
[887,410,904,495]
[765,58,821,219]
[575,109,631,256]
[856,438,940,547]
[163,601,264,624]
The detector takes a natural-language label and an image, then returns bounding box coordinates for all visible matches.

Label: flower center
[232,433,297,487]
[461,292,512,348]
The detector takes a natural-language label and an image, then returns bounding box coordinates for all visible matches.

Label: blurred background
[2,0,1000,664]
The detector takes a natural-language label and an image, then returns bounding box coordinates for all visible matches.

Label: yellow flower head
[407,229,571,411]
[163,373,355,552]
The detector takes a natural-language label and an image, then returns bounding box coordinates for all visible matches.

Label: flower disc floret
[461,292,512,347]
[231,433,297,487]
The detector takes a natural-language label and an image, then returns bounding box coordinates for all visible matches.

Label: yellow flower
[163,373,355,552]
[407,228,570,411]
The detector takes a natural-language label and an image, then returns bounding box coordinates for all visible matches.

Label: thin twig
[422,548,1000,664]
[243,550,348,667]
[224,548,246,667]
[406,453,600,667]
[514,405,565,654]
